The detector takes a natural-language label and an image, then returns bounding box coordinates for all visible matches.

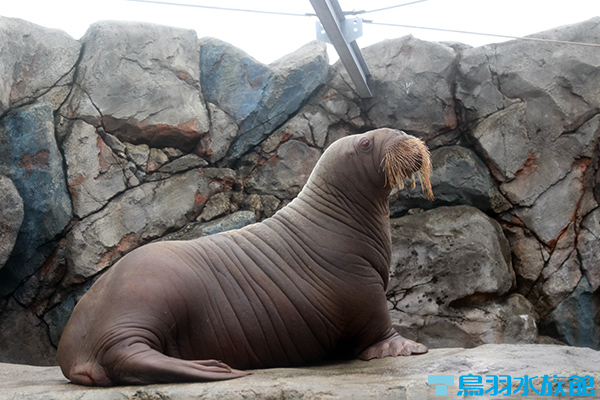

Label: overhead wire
[125,0,600,48]
[344,0,430,15]
[125,0,316,17]
[362,20,600,48]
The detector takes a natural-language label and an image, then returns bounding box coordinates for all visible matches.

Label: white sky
[2,0,599,64]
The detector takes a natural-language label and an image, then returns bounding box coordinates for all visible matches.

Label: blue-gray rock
[390,146,510,216]
[43,294,76,348]
[0,103,72,297]
[0,298,57,365]
[0,175,23,268]
[199,39,329,163]
[540,276,599,350]
[0,17,80,115]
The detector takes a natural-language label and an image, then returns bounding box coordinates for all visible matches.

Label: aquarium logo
[427,374,595,397]
[428,375,455,396]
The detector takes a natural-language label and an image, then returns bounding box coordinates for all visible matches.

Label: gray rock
[195,103,239,164]
[159,211,257,242]
[503,225,546,295]
[388,206,515,312]
[388,206,519,347]
[580,208,600,291]
[200,39,329,163]
[125,142,150,170]
[0,299,56,366]
[361,36,458,137]
[392,293,538,348]
[158,153,208,173]
[0,175,23,268]
[390,145,511,216]
[500,114,599,208]
[146,147,170,172]
[245,140,321,199]
[513,163,586,245]
[63,120,128,218]
[540,276,600,350]
[525,222,585,321]
[469,101,532,181]
[43,294,76,348]
[64,169,231,282]
[1,344,598,399]
[0,16,80,115]
[0,103,72,296]
[198,191,231,221]
[457,17,600,127]
[458,19,600,217]
[261,194,281,218]
[72,21,209,151]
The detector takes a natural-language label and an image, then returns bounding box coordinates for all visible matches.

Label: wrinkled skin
[57,128,430,386]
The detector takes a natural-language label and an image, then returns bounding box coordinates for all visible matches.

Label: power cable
[125,0,316,17]
[126,0,600,48]
[363,20,600,48]
[345,0,429,15]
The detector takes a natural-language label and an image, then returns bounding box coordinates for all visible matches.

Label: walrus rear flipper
[105,348,250,385]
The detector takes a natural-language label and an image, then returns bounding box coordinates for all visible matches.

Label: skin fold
[57,128,432,386]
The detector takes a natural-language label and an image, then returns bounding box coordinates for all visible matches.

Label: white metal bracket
[310,0,373,98]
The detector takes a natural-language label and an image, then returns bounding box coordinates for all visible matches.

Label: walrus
[57,127,434,386]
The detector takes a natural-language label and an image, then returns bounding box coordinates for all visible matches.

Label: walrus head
[306,128,433,203]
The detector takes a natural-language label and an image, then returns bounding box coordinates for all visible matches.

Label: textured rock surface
[1,345,598,400]
[245,139,322,199]
[0,15,598,366]
[0,175,23,267]
[390,146,511,216]
[62,120,129,218]
[200,38,329,163]
[0,103,72,297]
[386,206,530,347]
[68,21,210,152]
[388,206,515,305]
[0,16,80,115]
[64,168,234,282]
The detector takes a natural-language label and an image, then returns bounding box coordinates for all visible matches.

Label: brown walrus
[57,128,433,386]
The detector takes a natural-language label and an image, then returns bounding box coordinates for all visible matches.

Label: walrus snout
[381,135,434,201]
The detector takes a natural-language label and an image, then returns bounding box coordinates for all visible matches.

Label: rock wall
[0,15,598,365]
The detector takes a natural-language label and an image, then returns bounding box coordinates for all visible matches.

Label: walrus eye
[359,138,372,152]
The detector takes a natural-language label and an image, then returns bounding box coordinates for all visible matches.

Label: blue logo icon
[428,375,455,396]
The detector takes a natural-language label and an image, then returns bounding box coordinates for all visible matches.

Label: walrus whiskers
[381,137,434,201]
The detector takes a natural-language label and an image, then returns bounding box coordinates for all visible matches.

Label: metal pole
[310,0,373,98]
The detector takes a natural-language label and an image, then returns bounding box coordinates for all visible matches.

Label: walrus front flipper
[358,329,428,360]
[103,346,250,385]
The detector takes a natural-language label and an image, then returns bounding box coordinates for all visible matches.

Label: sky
[2,0,599,64]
